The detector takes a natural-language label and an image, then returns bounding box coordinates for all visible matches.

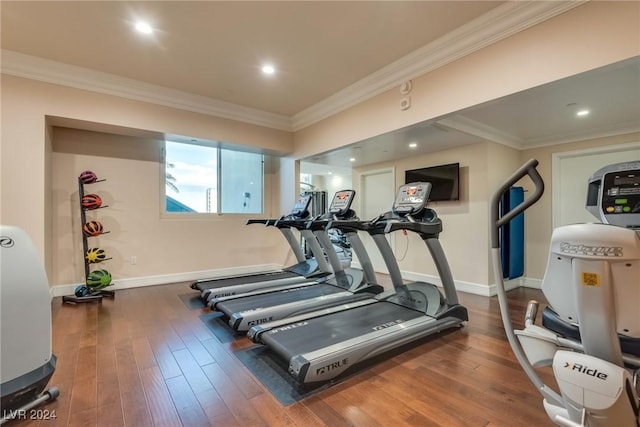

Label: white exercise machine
[491,159,639,427]
[1,226,59,424]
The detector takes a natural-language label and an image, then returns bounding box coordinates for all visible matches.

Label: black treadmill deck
[194,270,299,292]
[261,301,425,361]
[216,283,348,316]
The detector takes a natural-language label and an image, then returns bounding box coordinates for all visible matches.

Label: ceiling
[2,1,638,174]
[0,1,501,116]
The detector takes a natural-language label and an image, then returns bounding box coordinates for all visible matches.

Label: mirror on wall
[300,56,640,172]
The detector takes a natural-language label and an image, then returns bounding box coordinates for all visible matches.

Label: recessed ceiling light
[261,64,275,75]
[409,142,418,148]
[349,158,356,162]
[328,172,333,175]
[576,109,590,117]
[135,21,153,34]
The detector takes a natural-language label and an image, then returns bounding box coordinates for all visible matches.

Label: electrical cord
[395,230,410,262]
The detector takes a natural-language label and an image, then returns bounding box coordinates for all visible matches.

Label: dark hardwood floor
[12,282,557,427]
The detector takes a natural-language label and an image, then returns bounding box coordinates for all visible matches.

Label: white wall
[350,142,509,293]
[0,74,293,285]
[2,1,638,294]
[50,127,290,288]
[522,132,640,280]
[293,2,639,157]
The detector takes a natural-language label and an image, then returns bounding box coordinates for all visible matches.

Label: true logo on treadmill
[247,316,273,327]
[213,291,236,298]
[397,294,422,304]
[315,358,349,376]
[269,321,309,334]
[372,319,404,331]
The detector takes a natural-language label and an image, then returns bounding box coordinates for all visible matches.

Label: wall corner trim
[49,263,283,297]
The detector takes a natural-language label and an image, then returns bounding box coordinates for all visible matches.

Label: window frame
[161,140,265,218]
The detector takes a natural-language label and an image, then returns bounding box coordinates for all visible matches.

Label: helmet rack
[62,174,115,304]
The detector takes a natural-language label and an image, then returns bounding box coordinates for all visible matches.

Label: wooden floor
[13,282,558,427]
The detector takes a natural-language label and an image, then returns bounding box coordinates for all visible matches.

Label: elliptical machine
[1,226,59,424]
[491,159,639,427]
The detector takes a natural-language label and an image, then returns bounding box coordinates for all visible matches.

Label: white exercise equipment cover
[0,225,53,383]
[541,223,640,339]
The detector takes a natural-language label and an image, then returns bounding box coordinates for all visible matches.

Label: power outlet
[130,256,137,265]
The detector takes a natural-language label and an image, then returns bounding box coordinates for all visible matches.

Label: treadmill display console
[292,194,312,217]
[601,169,640,216]
[329,190,355,216]
[394,182,432,215]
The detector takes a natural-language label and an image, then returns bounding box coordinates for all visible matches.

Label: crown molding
[522,120,640,150]
[1,1,584,134]
[438,115,640,151]
[291,1,586,131]
[1,50,293,131]
[436,116,525,149]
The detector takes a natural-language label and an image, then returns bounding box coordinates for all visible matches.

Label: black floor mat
[233,330,455,405]
[199,312,237,343]
[178,293,206,310]
[233,345,328,406]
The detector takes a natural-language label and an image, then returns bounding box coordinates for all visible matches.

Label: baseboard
[352,261,492,297]
[522,277,542,289]
[351,261,541,297]
[400,269,494,296]
[50,263,543,299]
[50,263,282,298]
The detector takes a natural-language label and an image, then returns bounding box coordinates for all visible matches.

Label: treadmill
[191,193,332,302]
[250,182,469,385]
[209,190,384,333]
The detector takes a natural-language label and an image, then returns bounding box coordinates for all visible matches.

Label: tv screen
[405,163,459,201]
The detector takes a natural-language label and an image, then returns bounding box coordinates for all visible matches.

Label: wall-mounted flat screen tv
[405,163,460,201]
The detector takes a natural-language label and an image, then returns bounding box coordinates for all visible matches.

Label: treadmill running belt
[216,284,346,315]
[195,270,299,290]
[261,302,424,361]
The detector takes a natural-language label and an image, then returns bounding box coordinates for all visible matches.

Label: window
[164,141,263,214]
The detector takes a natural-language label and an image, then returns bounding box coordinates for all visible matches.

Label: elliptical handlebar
[490,159,544,249]
[489,159,565,408]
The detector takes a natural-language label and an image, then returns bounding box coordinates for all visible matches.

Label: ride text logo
[563,362,608,380]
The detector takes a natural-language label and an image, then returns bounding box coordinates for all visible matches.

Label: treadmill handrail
[304,218,378,287]
[383,219,443,237]
[246,219,272,226]
[246,218,306,262]
[325,219,374,232]
[275,218,317,230]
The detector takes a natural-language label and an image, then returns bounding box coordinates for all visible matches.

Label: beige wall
[2,1,639,292]
[352,135,640,290]
[351,141,518,288]
[1,75,293,282]
[522,132,640,280]
[50,127,289,286]
[291,1,639,292]
[293,1,639,157]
